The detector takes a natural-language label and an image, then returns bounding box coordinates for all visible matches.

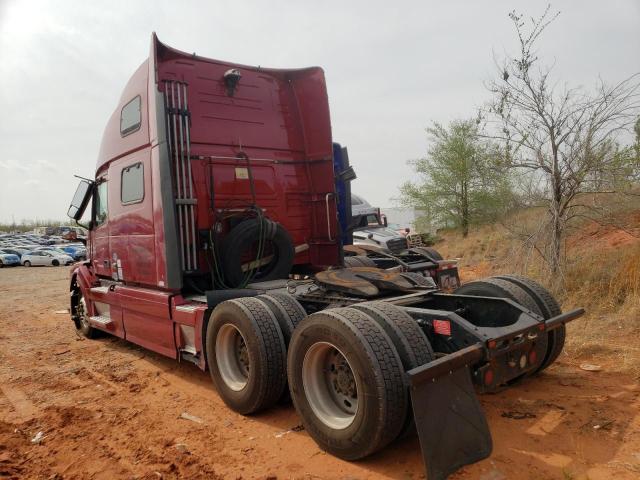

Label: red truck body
[67,35,585,480]
[71,34,340,365]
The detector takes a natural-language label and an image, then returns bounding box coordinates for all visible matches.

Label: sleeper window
[121,162,144,204]
[120,96,141,136]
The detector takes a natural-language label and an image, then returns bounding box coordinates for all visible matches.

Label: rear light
[528,349,537,366]
[432,319,451,336]
[484,369,494,386]
[488,340,497,349]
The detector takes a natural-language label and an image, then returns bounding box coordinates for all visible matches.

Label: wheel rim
[302,342,359,430]
[77,296,90,331]
[216,324,250,391]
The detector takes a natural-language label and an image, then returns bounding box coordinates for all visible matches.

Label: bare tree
[484,5,640,277]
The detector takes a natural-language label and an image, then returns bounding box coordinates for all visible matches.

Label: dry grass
[434,204,640,376]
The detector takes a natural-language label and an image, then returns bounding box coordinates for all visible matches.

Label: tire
[351,301,434,370]
[206,297,287,414]
[413,246,443,261]
[350,301,434,437]
[221,218,295,288]
[74,290,98,339]
[255,293,307,403]
[287,307,408,460]
[52,259,60,267]
[494,275,565,371]
[454,278,548,376]
[23,261,31,267]
[0,260,3,268]
[255,293,306,345]
[344,256,376,268]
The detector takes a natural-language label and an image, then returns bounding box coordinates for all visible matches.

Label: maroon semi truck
[67,35,583,480]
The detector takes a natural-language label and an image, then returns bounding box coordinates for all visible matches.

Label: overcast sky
[0,0,638,223]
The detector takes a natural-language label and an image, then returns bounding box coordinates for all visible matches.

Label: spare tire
[221,218,295,288]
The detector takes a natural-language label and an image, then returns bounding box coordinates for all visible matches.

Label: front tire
[287,307,408,460]
[206,297,287,414]
[23,260,31,267]
[74,290,98,339]
[52,259,60,267]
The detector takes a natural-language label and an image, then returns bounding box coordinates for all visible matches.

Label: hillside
[434,198,640,376]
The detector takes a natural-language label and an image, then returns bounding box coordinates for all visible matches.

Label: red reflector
[484,369,494,386]
[528,349,537,365]
[488,340,497,349]
[433,319,451,336]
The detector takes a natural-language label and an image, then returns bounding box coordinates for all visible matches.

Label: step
[89,315,113,328]
[175,304,200,313]
[90,286,109,294]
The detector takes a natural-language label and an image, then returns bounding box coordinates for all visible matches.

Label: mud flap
[408,345,492,480]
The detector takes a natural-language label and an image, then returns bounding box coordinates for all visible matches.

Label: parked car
[0,250,21,267]
[21,251,74,267]
[57,245,87,261]
[0,247,28,259]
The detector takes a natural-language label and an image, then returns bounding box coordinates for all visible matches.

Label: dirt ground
[1,267,639,480]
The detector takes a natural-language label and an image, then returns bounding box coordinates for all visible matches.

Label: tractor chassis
[297,287,584,480]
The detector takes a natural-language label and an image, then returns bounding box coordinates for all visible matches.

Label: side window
[120,96,141,136]
[121,162,144,204]
[94,181,108,227]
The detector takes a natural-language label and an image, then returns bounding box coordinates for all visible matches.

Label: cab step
[89,315,113,329]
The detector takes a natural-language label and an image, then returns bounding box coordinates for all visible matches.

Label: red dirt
[566,219,640,251]
[1,267,639,479]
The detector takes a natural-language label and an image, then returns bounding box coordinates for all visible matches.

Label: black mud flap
[408,345,492,480]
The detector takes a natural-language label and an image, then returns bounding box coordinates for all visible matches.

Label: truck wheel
[23,261,31,267]
[255,293,306,344]
[494,275,565,372]
[351,301,434,370]
[351,301,434,437]
[287,307,407,460]
[206,297,287,414]
[344,256,376,268]
[255,293,307,402]
[413,247,443,261]
[74,290,98,339]
[454,278,548,376]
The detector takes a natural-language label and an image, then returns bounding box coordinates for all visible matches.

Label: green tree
[399,119,513,237]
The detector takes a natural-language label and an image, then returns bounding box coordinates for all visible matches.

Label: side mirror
[67,179,93,222]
